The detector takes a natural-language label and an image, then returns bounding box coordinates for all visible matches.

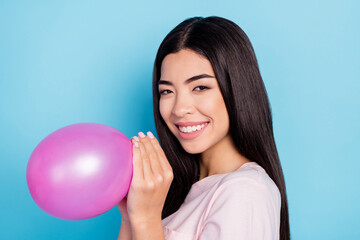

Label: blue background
[1,0,359,239]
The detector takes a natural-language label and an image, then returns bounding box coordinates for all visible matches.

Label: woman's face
[158,48,230,154]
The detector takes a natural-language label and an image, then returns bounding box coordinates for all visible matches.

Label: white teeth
[179,122,208,133]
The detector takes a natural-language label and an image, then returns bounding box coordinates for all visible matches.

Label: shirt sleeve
[198,177,280,240]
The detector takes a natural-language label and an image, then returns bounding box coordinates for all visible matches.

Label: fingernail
[134,141,139,148]
[133,136,139,141]
[147,131,154,139]
[138,132,145,138]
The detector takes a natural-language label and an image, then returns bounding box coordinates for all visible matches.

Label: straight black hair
[152,16,290,240]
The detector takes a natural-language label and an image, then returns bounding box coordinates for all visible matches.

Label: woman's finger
[146,132,172,173]
[146,132,174,185]
[131,139,144,182]
[138,132,154,182]
[140,132,163,179]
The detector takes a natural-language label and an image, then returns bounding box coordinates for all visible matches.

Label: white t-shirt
[161,162,281,240]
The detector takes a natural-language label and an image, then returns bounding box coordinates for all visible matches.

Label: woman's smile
[176,121,209,140]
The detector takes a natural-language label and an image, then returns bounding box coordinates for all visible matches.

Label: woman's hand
[125,131,173,226]
[117,196,130,223]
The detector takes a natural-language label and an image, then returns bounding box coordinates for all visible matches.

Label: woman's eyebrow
[158,74,215,86]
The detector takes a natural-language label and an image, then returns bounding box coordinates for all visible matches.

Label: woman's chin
[180,143,205,155]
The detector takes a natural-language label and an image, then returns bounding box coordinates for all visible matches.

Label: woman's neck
[199,133,251,180]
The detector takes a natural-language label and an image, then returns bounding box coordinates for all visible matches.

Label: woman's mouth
[176,122,209,140]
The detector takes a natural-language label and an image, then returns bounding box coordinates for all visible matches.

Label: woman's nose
[172,95,195,117]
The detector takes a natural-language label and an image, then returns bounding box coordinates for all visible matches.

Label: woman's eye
[194,86,209,91]
[159,89,172,95]
[160,86,209,95]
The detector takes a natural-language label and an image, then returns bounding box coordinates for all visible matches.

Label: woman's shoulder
[199,162,282,239]
[216,161,281,202]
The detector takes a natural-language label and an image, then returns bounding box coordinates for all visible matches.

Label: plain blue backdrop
[1,0,359,239]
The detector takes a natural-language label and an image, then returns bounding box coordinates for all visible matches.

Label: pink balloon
[26,123,133,220]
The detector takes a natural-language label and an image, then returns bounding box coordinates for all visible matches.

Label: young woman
[118,16,290,240]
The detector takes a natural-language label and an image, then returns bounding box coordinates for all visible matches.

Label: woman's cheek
[159,99,167,117]
[159,99,173,124]
[197,94,217,115]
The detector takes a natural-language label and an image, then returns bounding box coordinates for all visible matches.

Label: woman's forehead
[160,49,215,82]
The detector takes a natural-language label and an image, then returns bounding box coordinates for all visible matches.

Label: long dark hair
[152,16,290,240]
